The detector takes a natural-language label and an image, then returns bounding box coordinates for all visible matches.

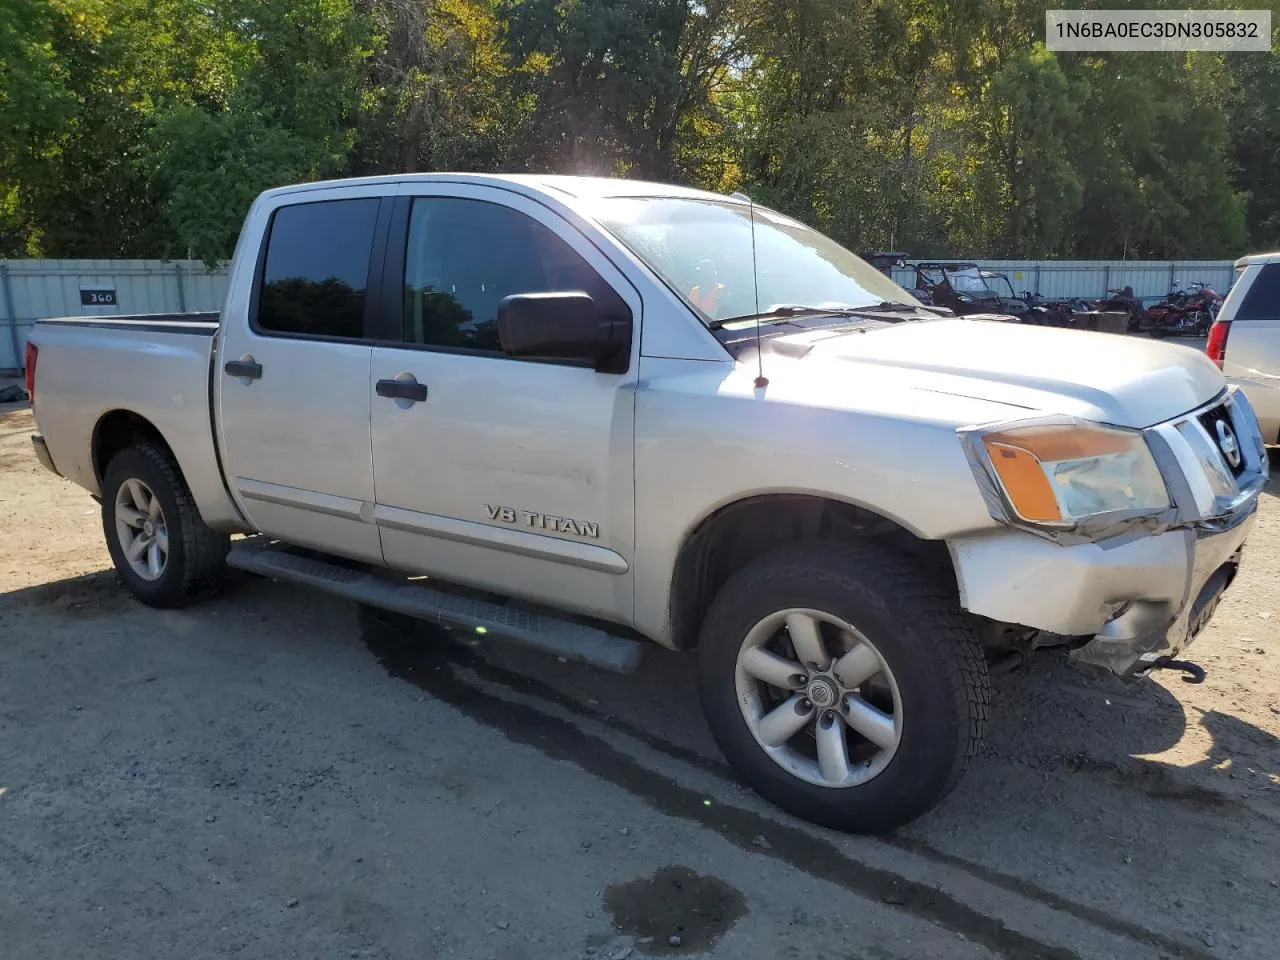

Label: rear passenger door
[1224,263,1280,444]
[217,189,391,563]
[367,183,641,625]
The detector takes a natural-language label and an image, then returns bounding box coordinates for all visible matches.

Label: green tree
[0,0,1270,262]
[149,0,375,259]
[502,0,743,180]
[1063,51,1245,257]
[0,0,218,256]
[1227,44,1280,248]
[357,0,523,175]
[966,45,1085,256]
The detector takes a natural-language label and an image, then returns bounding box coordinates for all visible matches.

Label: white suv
[1208,253,1280,444]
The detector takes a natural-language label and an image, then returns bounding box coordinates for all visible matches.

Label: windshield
[946,267,996,298]
[589,197,920,324]
[981,273,1016,299]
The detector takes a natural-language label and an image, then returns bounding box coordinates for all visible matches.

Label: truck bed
[28,311,243,530]
[38,312,220,334]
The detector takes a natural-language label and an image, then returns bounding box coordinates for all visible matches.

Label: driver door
[367,184,642,625]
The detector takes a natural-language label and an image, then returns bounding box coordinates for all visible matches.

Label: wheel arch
[92,410,175,488]
[666,493,958,651]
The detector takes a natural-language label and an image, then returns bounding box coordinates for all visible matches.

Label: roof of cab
[258,172,740,205]
[1234,251,1280,268]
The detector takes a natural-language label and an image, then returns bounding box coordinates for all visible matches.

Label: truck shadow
[355,605,1280,958]
[981,652,1278,805]
[4,569,1279,956]
[354,600,1280,825]
[3,568,1275,819]
[4,568,1276,815]
[5,570,131,618]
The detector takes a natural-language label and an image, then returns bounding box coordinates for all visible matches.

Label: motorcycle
[1187,280,1226,320]
[1145,281,1222,337]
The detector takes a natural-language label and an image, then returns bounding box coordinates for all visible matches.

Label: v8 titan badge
[485,505,599,538]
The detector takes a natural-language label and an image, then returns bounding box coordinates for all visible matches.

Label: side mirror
[497,291,630,372]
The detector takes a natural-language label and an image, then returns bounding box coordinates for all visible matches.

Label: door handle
[376,377,429,403]
[224,358,263,380]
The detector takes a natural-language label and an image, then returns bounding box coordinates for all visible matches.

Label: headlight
[976,422,1170,525]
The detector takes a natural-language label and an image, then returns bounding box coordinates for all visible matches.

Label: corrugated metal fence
[889,260,1239,303]
[0,257,1241,372]
[1,260,229,372]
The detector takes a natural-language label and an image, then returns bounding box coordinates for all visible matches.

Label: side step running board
[226,537,646,674]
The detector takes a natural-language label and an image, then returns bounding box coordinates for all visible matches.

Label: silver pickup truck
[25,174,1268,832]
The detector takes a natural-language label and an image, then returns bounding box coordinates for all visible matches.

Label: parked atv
[1019,291,1091,328]
[908,262,1045,323]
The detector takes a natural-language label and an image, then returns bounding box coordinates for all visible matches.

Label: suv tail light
[24,341,38,400]
[1205,319,1230,369]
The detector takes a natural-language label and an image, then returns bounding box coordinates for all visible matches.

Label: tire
[101,442,229,607]
[696,542,989,833]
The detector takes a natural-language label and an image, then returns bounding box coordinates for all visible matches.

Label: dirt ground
[2,400,1278,960]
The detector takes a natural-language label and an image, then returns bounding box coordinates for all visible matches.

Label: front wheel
[696,543,989,833]
[101,442,229,607]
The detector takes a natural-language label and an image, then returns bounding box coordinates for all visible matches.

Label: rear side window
[1236,263,1280,320]
[257,199,380,339]
[402,197,628,352]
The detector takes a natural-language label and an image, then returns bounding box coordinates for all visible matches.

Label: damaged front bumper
[951,388,1267,678]
[1067,515,1252,677]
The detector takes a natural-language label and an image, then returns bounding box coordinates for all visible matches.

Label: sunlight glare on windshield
[590,197,918,323]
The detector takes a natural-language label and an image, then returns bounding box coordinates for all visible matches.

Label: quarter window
[257,198,380,339]
[403,197,626,351]
[1236,263,1280,320]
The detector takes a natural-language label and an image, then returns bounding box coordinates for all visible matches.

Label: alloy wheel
[734,608,903,788]
[114,478,169,581]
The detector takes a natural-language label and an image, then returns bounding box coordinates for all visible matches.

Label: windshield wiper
[708,305,843,329]
[707,302,927,330]
[848,301,926,313]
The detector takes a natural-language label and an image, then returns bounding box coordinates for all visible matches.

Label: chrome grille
[1147,388,1266,524]
[1196,403,1246,477]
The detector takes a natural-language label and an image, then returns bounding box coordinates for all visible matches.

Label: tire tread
[697,541,990,831]
[104,441,228,606]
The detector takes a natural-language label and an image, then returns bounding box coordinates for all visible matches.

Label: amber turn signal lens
[981,425,1144,524]
[982,441,1062,522]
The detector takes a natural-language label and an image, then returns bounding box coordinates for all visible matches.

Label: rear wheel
[696,543,989,833]
[101,442,229,607]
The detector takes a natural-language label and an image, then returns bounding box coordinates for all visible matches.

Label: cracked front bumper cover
[952,386,1265,679]
[951,500,1256,679]
[1069,522,1250,678]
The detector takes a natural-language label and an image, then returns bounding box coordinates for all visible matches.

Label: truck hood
[771,318,1225,428]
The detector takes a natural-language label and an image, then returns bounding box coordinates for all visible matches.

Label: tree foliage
[1,0,1277,261]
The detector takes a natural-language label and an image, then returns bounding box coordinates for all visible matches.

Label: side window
[257,198,380,339]
[1237,263,1280,320]
[403,197,628,352]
